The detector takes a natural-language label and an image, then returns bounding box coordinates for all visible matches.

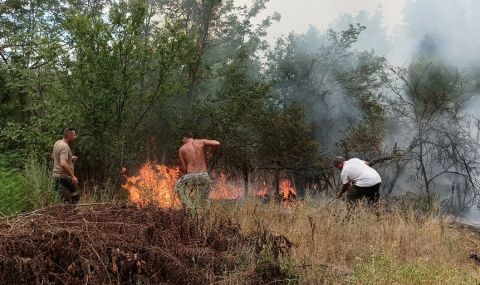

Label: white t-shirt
[341,158,381,187]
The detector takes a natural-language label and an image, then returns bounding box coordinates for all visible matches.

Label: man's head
[334,156,345,170]
[63,128,77,144]
[181,131,193,145]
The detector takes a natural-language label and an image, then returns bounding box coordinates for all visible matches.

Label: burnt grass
[0,203,293,285]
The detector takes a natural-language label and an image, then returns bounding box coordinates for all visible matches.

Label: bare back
[179,140,207,173]
[179,138,220,174]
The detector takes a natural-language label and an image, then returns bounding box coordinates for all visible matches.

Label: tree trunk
[18,90,28,123]
[418,140,431,202]
[275,171,281,201]
[243,160,249,198]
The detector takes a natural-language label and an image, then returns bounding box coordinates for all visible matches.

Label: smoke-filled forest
[2,0,480,284]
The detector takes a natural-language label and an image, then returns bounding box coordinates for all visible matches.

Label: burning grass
[1,195,480,284]
[121,163,299,209]
[123,164,182,208]
[122,163,246,206]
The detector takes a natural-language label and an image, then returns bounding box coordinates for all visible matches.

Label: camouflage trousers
[175,172,212,211]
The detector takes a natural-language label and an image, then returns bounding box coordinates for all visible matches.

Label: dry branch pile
[0,203,292,285]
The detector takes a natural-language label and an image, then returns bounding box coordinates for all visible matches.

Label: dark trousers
[346,183,381,203]
[54,177,80,204]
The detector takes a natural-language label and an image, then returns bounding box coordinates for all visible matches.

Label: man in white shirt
[334,156,381,203]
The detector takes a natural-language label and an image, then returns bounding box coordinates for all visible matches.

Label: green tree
[61,0,197,181]
[0,0,67,163]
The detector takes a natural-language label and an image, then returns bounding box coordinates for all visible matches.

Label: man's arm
[336,183,350,198]
[60,159,78,185]
[179,149,187,173]
[202,139,220,161]
[202,139,220,147]
[336,169,350,198]
[60,159,74,177]
[59,148,78,184]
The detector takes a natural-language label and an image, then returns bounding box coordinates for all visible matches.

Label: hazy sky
[236,0,407,41]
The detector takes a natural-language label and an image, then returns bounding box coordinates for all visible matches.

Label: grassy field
[205,198,480,284]
[2,172,480,284]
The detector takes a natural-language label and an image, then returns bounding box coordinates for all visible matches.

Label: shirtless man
[175,132,220,210]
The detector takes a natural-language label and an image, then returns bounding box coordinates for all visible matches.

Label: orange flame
[122,163,181,208]
[123,163,296,207]
[123,164,245,207]
[210,173,243,200]
[256,181,269,197]
[279,178,296,204]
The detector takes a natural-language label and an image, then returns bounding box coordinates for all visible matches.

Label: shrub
[21,158,60,211]
[0,169,25,215]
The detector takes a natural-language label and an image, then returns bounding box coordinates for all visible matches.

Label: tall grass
[205,198,480,284]
[0,158,59,215]
[79,179,125,203]
[21,158,60,210]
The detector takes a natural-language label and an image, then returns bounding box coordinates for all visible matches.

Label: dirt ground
[0,203,291,285]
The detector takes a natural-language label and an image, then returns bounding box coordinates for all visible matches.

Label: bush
[0,169,25,215]
[0,156,59,215]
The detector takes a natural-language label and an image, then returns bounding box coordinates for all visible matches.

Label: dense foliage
[1,0,479,213]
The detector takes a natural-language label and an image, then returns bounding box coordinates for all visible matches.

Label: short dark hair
[63,127,77,137]
[181,131,193,139]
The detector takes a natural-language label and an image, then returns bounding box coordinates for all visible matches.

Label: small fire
[279,178,296,205]
[122,163,181,208]
[210,173,243,200]
[256,181,269,197]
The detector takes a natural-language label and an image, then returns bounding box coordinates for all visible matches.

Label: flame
[279,178,296,204]
[123,164,244,207]
[210,173,243,200]
[123,163,296,207]
[256,181,269,197]
[122,163,181,208]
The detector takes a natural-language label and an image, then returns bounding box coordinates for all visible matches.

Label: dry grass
[206,197,480,285]
[0,203,294,284]
[2,192,479,284]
